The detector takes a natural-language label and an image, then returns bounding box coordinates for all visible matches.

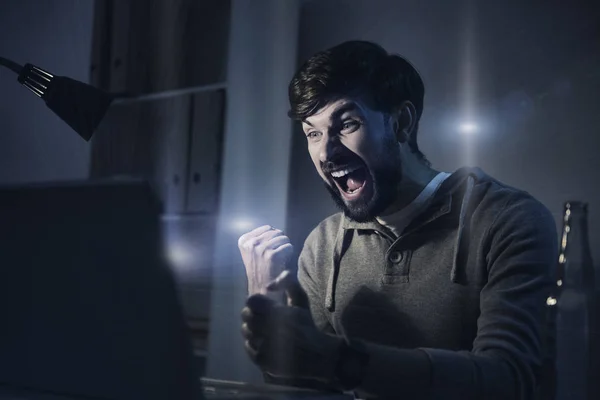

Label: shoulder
[477,176,556,230]
[474,176,558,258]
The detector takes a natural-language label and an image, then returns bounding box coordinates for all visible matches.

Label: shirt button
[389,251,403,263]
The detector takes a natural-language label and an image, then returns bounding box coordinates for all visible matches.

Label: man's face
[301,97,403,222]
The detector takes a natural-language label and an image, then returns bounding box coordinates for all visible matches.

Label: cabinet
[90,0,230,94]
[88,0,231,359]
[90,90,225,215]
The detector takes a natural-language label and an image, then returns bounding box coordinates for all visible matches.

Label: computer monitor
[0,179,201,400]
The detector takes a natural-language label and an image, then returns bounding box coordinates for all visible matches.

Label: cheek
[341,137,379,168]
[308,149,328,181]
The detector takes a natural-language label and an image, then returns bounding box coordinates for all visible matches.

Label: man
[238,41,557,399]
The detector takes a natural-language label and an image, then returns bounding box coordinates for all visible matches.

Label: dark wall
[0,0,95,184]
[287,0,600,276]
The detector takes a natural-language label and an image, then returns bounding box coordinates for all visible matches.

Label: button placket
[382,243,412,284]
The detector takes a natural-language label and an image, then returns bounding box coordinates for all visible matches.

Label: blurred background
[0,0,598,395]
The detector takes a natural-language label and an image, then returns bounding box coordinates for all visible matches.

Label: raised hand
[238,225,294,297]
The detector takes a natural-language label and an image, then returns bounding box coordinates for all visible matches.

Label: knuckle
[263,249,274,261]
[256,243,267,255]
[277,244,291,253]
[245,238,258,250]
[278,236,290,243]
[241,323,251,338]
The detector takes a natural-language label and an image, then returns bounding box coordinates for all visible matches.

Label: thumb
[266,270,293,291]
[267,270,309,309]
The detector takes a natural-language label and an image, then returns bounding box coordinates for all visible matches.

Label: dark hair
[288,40,428,164]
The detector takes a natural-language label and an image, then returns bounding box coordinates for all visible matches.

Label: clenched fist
[238,225,294,297]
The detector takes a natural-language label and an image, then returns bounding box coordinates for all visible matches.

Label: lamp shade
[16,63,114,141]
[1,57,114,142]
[42,75,114,141]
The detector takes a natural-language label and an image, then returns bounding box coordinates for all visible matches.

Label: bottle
[554,201,596,400]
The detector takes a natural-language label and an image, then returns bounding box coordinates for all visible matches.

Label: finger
[267,270,310,308]
[241,306,252,321]
[266,270,294,291]
[263,243,293,265]
[255,228,285,244]
[241,306,266,324]
[241,322,268,341]
[257,236,294,262]
[272,242,293,254]
[238,225,273,247]
[261,235,290,252]
[241,315,269,337]
[245,336,269,367]
[241,322,251,339]
[240,228,284,253]
[244,339,261,364]
[286,281,310,309]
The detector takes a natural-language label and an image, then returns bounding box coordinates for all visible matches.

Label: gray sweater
[297,167,557,399]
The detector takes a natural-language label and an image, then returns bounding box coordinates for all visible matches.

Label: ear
[390,101,417,143]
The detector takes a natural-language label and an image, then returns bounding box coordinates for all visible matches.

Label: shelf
[113,82,227,105]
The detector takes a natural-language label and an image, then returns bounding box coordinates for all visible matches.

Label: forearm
[352,343,519,400]
[352,342,431,399]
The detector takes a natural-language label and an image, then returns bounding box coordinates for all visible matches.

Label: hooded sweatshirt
[297,167,558,399]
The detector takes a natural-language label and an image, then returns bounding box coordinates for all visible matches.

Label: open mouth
[330,164,369,200]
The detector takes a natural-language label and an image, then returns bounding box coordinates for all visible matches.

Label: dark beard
[324,135,402,222]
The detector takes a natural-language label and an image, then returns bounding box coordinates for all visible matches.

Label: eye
[341,120,360,131]
[306,131,322,139]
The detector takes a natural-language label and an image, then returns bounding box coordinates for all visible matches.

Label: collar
[341,193,453,231]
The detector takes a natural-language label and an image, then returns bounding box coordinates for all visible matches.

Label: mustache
[321,158,364,174]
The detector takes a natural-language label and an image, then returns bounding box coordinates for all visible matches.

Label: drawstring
[325,221,353,312]
[451,176,475,283]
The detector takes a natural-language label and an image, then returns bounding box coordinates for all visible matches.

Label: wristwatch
[334,338,370,391]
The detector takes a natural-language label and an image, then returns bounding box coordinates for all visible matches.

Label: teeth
[331,165,361,178]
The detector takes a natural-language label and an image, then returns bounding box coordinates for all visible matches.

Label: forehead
[302,98,372,127]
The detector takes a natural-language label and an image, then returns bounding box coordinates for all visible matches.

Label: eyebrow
[302,102,361,127]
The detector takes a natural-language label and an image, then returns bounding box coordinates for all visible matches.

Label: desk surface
[201,378,352,399]
[0,379,352,400]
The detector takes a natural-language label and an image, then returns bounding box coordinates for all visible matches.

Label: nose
[318,134,342,164]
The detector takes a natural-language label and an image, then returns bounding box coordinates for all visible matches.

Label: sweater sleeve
[352,194,558,400]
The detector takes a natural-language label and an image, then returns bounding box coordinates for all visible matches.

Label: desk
[0,379,352,400]
[201,378,352,400]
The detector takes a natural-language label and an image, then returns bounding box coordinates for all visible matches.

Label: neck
[379,149,439,216]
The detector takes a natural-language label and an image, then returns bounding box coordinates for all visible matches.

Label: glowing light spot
[231,218,255,232]
[459,122,478,135]
[167,242,194,266]
[546,296,557,306]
